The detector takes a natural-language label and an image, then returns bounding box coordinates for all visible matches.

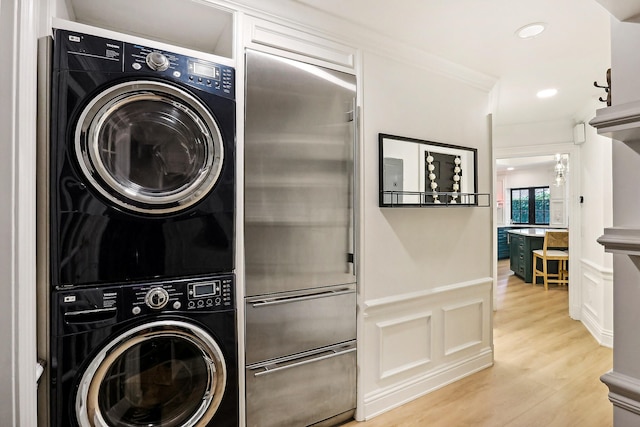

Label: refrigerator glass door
[244,49,357,297]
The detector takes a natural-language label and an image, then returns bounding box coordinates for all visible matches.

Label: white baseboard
[582,305,614,348]
[362,348,493,420]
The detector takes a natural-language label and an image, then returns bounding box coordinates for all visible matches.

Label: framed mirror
[379,133,479,207]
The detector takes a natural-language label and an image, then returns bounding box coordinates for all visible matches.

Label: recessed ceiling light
[516,22,547,39]
[537,88,558,98]
[507,167,515,171]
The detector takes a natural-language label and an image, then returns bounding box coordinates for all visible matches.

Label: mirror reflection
[379,134,478,207]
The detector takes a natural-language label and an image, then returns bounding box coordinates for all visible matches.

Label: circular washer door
[75,320,227,427]
[75,80,224,214]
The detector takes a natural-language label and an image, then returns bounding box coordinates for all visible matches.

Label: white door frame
[1,0,40,425]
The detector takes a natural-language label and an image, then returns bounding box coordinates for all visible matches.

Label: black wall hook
[594,68,611,106]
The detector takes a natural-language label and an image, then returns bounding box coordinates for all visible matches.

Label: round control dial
[145,287,170,309]
[146,52,170,71]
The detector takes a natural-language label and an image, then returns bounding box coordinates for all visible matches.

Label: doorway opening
[493,145,581,321]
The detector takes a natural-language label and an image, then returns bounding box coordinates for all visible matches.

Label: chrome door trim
[247,284,355,307]
[75,320,226,427]
[248,342,356,377]
[75,80,224,214]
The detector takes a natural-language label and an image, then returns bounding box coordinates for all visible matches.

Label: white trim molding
[589,100,640,144]
[601,370,640,417]
[0,0,39,425]
[598,226,640,256]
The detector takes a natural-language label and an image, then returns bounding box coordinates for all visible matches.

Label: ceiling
[293,0,617,127]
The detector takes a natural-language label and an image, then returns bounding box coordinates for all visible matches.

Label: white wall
[359,50,493,418]
[494,118,575,147]
[579,103,613,268]
[502,165,554,189]
[577,100,613,347]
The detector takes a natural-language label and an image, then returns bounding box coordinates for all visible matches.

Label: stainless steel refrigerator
[244,49,357,427]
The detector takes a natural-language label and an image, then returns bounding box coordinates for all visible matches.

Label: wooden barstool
[532,230,569,291]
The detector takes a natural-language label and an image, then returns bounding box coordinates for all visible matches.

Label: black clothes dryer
[50,29,236,287]
[50,274,238,427]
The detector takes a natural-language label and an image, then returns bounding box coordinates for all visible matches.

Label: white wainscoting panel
[377,312,432,379]
[361,277,493,419]
[443,299,484,356]
[580,259,614,348]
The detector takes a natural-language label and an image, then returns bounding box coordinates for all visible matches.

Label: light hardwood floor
[344,259,613,427]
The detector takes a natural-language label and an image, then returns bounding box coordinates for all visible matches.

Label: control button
[145,287,170,309]
[206,80,211,85]
[215,297,221,305]
[132,306,141,315]
[188,301,195,308]
[197,300,204,308]
[198,77,203,82]
[206,299,213,306]
[173,71,181,78]
[189,76,194,81]
[145,51,170,71]
[173,301,181,310]
[132,63,142,70]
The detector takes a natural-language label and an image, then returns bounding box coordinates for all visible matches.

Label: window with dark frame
[511,186,550,225]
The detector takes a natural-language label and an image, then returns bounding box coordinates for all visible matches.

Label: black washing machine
[50,29,236,287]
[50,274,238,426]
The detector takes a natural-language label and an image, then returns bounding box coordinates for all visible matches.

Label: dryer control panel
[54,28,235,100]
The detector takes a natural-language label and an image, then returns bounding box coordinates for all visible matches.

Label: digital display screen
[191,61,218,79]
[194,283,214,297]
[189,280,221,298]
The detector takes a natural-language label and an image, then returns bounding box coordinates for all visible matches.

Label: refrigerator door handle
[249,343,356,377]
[249,287,354,307]
[350,99,359,276]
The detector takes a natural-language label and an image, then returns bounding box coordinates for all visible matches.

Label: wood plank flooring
[344,259,613,427]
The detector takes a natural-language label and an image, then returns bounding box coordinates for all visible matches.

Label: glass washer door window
[75,320,227,427]
[75,80,224,214]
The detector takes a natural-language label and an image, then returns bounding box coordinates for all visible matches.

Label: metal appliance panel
[245,284,356,365]
[245,341,356,427]
[244,49,357,296]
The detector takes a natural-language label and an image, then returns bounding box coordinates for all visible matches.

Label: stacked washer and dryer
[46,28,238,426]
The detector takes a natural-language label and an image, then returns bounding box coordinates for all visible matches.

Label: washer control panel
[128,274,234,315]
[54,274,235,334]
